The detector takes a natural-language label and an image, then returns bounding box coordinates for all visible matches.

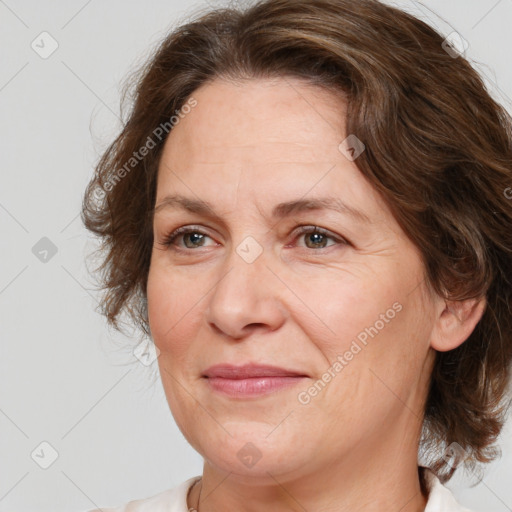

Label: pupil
[186,233,204,247]
[308,232,326,248]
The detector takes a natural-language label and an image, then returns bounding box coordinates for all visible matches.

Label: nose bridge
[205,232,286,338]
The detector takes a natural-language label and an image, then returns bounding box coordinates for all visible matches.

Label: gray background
[1,1,511,511]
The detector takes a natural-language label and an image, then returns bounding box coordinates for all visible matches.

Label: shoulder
[84,476,201,512]
[424,468,474,512]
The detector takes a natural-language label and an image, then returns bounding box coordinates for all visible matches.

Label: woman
[82,0,512,510]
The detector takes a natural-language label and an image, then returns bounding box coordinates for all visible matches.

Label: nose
[204,243,287,340]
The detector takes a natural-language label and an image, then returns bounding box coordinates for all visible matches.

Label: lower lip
[205,376,306,398]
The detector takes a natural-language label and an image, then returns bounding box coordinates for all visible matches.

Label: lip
[202,363,308,398]
[203,363,307,379]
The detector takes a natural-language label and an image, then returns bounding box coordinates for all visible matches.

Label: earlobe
[430,296,487,352]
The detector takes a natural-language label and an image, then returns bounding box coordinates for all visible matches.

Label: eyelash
[158,225,348,252]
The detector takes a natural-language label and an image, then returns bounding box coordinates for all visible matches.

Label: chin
[190,421,315,482]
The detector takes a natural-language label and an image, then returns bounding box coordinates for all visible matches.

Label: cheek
[295,260,431,392]
[328,288,431,399]
[147,267,206,425]
[299,292,432,446]
[147,265,196,355]
[146,266,169,341]
[292,272,404,358]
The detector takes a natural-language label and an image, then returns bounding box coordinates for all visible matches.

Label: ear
[430,295,487,352]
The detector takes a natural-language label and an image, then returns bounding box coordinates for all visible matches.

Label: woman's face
[147,77,438,482]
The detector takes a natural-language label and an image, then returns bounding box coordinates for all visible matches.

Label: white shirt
[88,468,473,512]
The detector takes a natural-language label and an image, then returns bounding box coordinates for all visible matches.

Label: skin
[146,77,486,512]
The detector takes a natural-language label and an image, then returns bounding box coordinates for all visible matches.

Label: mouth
[202,363,308,398]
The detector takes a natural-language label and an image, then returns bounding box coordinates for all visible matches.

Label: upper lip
[202,363,308,379]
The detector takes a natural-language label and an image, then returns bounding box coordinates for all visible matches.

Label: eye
[158,226,216,250]
[291,226,347,250]
[157,225,348,252]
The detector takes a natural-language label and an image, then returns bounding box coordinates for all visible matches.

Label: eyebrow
[152,194,372,224]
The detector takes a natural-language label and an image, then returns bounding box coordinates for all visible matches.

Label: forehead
[161,76,348,167]
[154,77,392,227]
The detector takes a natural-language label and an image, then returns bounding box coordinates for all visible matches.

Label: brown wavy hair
[81,0,512,487]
